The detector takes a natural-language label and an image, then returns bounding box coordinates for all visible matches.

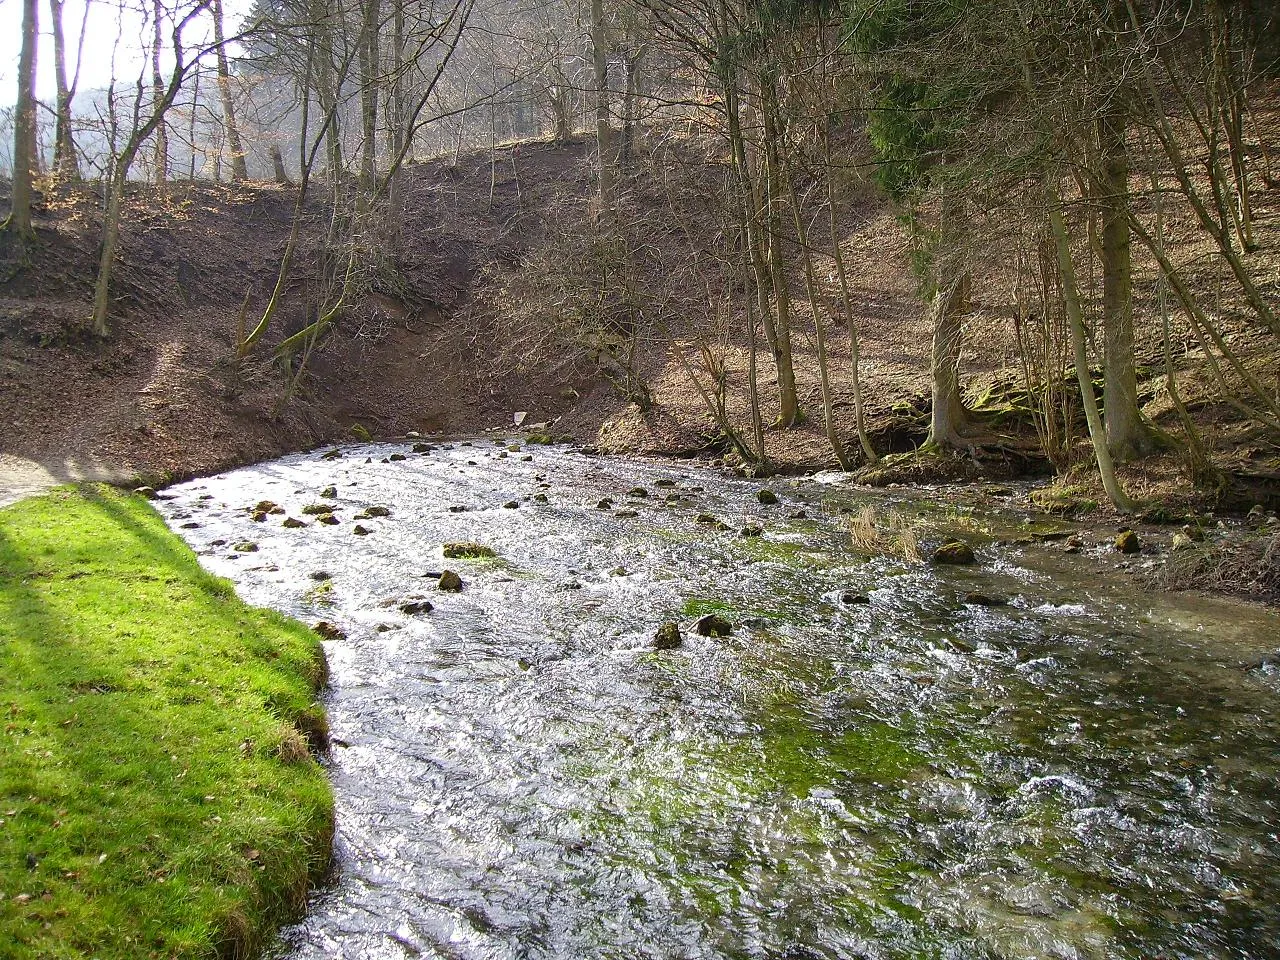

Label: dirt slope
[2,130,1279,517]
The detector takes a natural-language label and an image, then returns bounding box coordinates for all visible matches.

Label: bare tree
[3,0,39,246]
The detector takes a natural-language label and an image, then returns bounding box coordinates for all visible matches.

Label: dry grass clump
[848,505,923,562]
[1155,533,1280,604]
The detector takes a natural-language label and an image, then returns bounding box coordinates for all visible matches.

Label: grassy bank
[0,485,333,959]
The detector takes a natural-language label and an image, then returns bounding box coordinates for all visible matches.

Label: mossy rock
[443,541,497,559]
[757,489,779,505]
[1114,530,1141,554]
[931,540,976,565]
[1029,486,1098,517]
[302,504,335,516]
[693,613,734,637]
[653,622,683,650]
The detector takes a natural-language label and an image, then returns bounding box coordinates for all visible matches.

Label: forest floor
[1,132,1278,601]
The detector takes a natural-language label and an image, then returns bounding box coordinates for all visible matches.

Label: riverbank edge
[121,430,1280,611]
[0,484,335,960]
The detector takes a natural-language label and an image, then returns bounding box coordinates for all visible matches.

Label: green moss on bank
[0,485,333,960]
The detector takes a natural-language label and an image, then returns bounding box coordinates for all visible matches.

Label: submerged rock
[283,517,306,529]
[597,498,613,510]
[653,622,683,650]
[234,541,259,553]
[302,504,335,515]
[318,514,340,526]
[757,489,779,505]
[352,524,372,536]
[693,614,734,637]
[965,592,1009,607]
[534,493,549,503]
[389,453,407,462]
[320,448,342,460]
[740,525,763,538]
[1115,530,1141,554]
[320,486,338,499]
[399,599,434,615]
[502,500,520,509]
[252,511,268,523]
[364,505,391,518]
[628,487,649,498]
[412,443,433,453]
[841,592,871,605]
[616,509,639,519]
[932,541,976,565]
[438,570,464,592]
[313,621,346,642]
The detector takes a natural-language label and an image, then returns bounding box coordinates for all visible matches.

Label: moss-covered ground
[0,485,333,959]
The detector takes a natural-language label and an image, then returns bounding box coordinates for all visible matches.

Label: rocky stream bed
[154,438,1280,960]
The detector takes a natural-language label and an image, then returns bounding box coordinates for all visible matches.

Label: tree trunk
[314,1,343,179]
[358,0,380,193]
[1048,185,1133,513]
[213,0,249,181]
[927,272,970,447]
[50,0,80,181]
[3,0,38,244]
[270,144,292,184]
[724,75,798,428]
[761,86,800,427]
[387,0,406,212]
[1096,105,1152,461]
[92,183,127,336]
[590,0,612,205]
[784,150,848,468]
[926,185,970,448]
[152,0,168,194]
[619,41,645,167]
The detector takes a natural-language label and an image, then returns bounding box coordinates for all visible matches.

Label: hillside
[2,130,1279,517]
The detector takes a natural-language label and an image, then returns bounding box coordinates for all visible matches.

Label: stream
[155,439,1280,960]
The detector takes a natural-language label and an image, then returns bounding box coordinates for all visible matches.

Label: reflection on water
[157,440,1280,960]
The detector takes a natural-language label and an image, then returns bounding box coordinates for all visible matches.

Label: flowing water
[156,440,1280,960]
